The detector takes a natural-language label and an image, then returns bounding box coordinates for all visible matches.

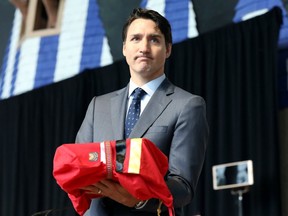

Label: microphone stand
[231,186,249,216]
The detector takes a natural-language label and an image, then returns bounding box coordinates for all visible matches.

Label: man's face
[123,18,171,83]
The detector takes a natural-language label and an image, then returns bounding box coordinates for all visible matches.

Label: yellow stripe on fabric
[128,138,142,174]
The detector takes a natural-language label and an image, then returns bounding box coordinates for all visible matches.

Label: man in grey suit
[77,8,208,216]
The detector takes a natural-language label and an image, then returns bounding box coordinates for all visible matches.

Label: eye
[150,37,160,44]
[131,36,140,42]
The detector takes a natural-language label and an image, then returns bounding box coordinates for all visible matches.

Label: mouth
[135,55,152,61]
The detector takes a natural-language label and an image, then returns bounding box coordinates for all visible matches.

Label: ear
[166,43,172,58]
[122,42,126,57]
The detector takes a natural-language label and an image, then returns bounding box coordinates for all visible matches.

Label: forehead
[127,18,162,35]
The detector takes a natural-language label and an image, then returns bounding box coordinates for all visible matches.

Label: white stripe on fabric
[13,37,40,95]
[100,36,113,67]
[1,10,22,99]
[53,0,89,82]
[187,1,198,38]
[100,142,106,163]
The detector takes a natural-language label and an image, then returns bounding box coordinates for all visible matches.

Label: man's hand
[82,179,141,207]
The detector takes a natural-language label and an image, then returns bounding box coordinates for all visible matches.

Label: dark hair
[122,8,172,47]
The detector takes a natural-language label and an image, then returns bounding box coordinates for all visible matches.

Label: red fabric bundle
[53,138,174,215]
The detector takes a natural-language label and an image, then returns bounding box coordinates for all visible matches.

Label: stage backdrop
[1,0,288,101]
[0,7,283,216]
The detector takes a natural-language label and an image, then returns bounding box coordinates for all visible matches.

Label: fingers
[93,179,118,192]
[95,179,115,188]
[82,180,139,207]
[81,185,103,195]
[82,180,117,195]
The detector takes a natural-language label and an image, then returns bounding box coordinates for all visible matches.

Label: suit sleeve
[167,95,208,207]
[139,95,209,213]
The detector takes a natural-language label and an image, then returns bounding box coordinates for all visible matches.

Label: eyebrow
[129,33,162,38]
[149,34,162,38]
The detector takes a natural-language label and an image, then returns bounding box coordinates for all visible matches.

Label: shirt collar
[128,74,166,98]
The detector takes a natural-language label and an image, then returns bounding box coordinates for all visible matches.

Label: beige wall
[279,108,288,216]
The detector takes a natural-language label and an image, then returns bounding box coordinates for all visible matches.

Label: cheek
[125,53,134,62]
[123,47,134,58]
[155,51,168,62]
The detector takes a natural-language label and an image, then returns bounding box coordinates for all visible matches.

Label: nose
[139,39,150,53]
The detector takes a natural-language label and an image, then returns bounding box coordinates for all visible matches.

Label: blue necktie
[125,88,146,138]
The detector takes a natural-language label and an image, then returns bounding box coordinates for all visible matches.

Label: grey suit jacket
[76,78,209,216]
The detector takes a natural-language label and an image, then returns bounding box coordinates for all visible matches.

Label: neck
[130,73,164,87]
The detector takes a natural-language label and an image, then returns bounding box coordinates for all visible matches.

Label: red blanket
[53,138,174,215]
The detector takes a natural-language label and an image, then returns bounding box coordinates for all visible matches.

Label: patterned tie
[125,88,146,138]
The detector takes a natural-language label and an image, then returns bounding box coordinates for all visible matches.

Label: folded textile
[53,138,174,215]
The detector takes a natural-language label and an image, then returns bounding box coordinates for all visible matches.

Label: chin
[138,65,152,73]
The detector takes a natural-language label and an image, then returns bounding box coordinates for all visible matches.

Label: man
[76,8,208,216]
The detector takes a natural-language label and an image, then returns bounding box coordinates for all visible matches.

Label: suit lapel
[130,79,174,138]
[111,87,128,140]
